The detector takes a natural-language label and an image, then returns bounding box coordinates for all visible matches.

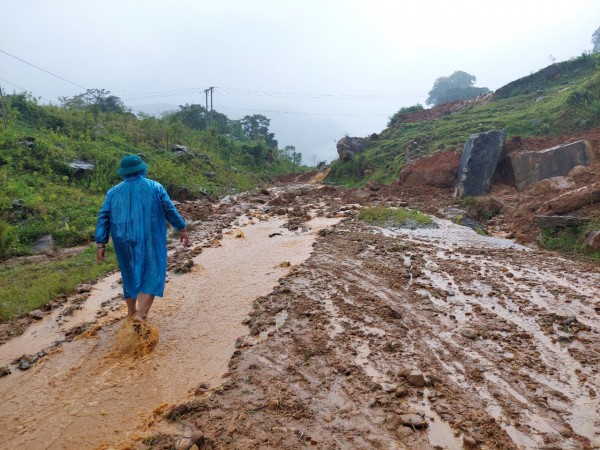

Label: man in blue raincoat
[95,154,189,322]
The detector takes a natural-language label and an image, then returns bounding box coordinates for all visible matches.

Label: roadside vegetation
[358,206,433,227]
[0,245,117,321]
[538,221,600,261]
[0,91,305,260]
[327,52,600,186]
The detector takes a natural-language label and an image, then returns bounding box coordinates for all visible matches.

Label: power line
[215,105,389,117]
[0,76,29,93]
[0,49,87,90]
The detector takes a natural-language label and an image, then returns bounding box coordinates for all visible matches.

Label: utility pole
[204,86,214,128]
[0,84,8,131]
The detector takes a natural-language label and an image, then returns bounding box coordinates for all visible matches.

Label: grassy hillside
[0,93,301,260]
[327,52,600,186]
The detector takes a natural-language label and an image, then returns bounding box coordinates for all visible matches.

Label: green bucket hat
[118,154,147,176]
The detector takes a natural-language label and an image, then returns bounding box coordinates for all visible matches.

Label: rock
[501,141,590,190]
[530,176,576,196]
[0,365,11,377]
[407,371,425,387]
[399,413,428,429]
[32,235,54,253]
[536,215,590,229]
[18,359,31,370]
[77,284,93,293]
[455,131,506,199]
[463,435,478,448]
[336,136,368,161]
[28,309,45,320]
[190,430,206,447]
[583,231,600,251]
[400,151,461,188]
[20,136,36,148]
[461,328,478,340]
[171,144,191,155]
[365,181,380,191]
[204,172,216,179]
[568,165,591,178]
[69,160,95,178]
[268,399,280,410]
[189,445,200,450]
[541,183,600,215]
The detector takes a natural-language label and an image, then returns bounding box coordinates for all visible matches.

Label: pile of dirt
[389,94,494,127]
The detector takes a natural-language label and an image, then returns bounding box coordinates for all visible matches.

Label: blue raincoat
[95,172,186,299]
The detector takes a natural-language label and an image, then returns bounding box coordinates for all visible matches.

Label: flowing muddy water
[0,215,339,449]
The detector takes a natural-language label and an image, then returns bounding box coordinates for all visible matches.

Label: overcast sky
[1,0,599,163]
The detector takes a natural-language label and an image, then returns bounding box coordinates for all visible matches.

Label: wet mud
[1,183,599,449]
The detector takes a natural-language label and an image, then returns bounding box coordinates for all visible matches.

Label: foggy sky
[1,0,599,163]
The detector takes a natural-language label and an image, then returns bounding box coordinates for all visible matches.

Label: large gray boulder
[504,141,590,190]
[454,131,506,199]
[337,136,368,162]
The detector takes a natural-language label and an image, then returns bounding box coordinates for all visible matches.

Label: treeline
[0,89,303,259]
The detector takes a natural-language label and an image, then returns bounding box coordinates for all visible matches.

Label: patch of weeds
[358,207,433,228]
[475,227,488,236]
[0,245,117,322]
[383,340,400,353]
[538,223,600,261]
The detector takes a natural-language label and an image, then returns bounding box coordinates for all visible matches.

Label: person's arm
[158,185,189,247]
[95,189,113,262]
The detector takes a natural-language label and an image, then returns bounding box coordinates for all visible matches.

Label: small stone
[189,445,200,450]
[463,435,478,448]
[0,366,11,377]
[18,359,31,370]
[461,328,478,340]
[399,413,428,429]
[28,310,45,320]
[77,284,93,294]
[268,399,280,410]
[272,426,288,433]
[407,371,425,387]
[190,430,205,446]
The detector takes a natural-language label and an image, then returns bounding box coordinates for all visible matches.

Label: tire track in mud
[172,214,599,449]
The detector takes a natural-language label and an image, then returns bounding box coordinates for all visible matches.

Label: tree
[426,71,490,106]
[240,114,278,148]
[593,26,600,53]
[60,89,128,115]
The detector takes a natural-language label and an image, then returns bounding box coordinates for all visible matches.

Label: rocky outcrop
[337,136,368,162]
[535,215,590,229]
[454,131,506,199]
[502,141,590,190]
[69,160,95,178]
[399,152,460,188]
[540,182,600,215]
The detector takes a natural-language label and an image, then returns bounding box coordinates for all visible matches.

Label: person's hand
[97,247,106,262]
[179,229,190,247]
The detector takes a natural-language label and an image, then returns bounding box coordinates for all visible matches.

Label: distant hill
[327,52,600,186]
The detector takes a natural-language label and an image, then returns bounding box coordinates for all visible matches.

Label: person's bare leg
[134,293,155,322]
[125,298,136,319]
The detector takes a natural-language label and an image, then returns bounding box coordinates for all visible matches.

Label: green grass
[0,245,117,322]
[538,222,600,261]
[358,207,433,227]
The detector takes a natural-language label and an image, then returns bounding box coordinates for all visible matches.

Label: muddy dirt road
[1,184,599,450]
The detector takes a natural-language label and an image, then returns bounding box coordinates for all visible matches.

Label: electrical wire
[0,49,87,90]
